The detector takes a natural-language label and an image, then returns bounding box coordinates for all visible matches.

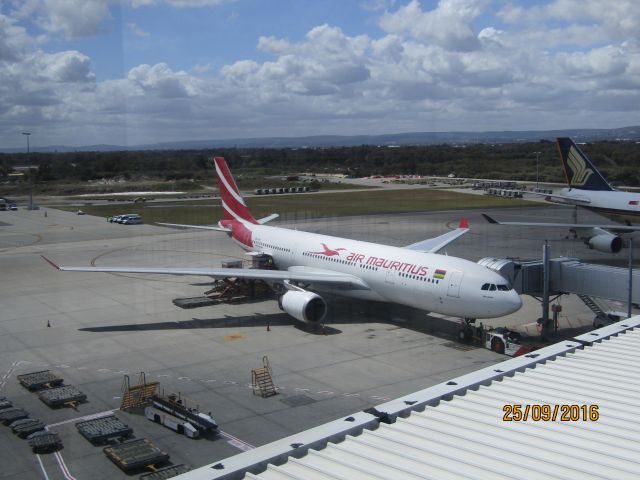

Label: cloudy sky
[1,0,639,149]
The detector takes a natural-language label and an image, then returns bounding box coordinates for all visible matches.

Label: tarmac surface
[0,201,633,479]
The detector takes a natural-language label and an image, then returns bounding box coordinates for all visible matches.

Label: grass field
[58,188,539,225]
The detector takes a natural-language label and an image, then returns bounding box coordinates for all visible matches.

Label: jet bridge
[478,256,640,303]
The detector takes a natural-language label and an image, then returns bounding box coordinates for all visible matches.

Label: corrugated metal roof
[175,317,640,480]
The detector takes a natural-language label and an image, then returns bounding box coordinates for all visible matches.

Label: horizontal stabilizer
[257,214,279,224]
[157,222,230,232]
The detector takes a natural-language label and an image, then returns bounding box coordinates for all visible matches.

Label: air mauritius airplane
[484,137,640,253]
[44,158,522,325]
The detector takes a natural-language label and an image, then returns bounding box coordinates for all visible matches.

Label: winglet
[459,217,469,229]
[41,255,61,270]
[481,213,498,224]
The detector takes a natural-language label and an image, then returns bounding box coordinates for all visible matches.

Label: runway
[0,203,629,479]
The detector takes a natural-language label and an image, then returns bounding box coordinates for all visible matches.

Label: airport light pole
[628,238,633,319]
[532,151,541,191]
[22,132,33,210]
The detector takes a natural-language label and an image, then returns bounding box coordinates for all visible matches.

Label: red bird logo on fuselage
[311,243,346,256]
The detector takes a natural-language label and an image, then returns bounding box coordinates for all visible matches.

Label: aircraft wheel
[457,328,467,343]
[491,337,505,354]
[457,327,472,344]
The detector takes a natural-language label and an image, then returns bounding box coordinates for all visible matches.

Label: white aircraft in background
[484,137,640,253]
[44,157,521,326]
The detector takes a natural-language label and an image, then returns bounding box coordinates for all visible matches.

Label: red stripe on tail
[214,157,257,224]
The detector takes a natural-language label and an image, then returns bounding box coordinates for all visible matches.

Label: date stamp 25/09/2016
[503,404,599,422]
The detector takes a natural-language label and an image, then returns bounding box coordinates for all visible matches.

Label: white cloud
[379,0,487,51]
[128,63,197,98]
[557,45,628,78]
[1,0,640,148]
[499,0,640,45]
[0,13,32,61]
[164,0,231,6]
[127,22,150,37]
[226,25,371,97]
[41,51,96,83]
[193,63,212,74]
[130,0,233,6]
[361,0,397,12]
[34,0,112,39]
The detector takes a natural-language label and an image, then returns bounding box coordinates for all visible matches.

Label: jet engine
[279,290,327,324]
[588,234,623,253]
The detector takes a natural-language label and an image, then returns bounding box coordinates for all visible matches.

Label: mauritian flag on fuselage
[433,269,446,279]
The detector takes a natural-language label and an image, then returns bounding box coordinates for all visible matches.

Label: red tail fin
[214,157,257,224]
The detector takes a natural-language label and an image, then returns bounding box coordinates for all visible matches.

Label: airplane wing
[41,256,369,289]
[481,213,640,233]
[404,218,469,253]
[525,190,592,205]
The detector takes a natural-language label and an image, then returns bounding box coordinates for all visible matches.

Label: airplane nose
[506,291,523,315]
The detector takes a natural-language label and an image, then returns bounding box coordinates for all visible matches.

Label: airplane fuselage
[558,188,640,223]
[226,221,522,319]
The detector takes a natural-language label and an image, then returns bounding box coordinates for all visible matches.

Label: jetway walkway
[479,256,640,303]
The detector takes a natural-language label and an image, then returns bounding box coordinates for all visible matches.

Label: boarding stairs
[120,373,159,411]
[252,356,277,398]
[577,294,607,317]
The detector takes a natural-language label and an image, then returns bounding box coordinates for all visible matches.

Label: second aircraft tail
[557,137,613,191]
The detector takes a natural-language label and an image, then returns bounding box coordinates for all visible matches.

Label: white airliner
[484,137,640,253]
[43,157,522,325]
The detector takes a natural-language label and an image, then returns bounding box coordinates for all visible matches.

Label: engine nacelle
[588,234,623,253]
[279,290,327,324]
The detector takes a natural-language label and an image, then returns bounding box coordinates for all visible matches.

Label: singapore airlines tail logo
[567,146,593,187]
[311,243,346,256]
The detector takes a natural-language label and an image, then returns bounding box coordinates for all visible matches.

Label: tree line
[1,140,639,188]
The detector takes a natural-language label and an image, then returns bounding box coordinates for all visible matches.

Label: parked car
[9,203,17,211]
[121,214,143,225]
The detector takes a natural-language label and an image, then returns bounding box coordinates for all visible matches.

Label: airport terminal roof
[176,317,640,480]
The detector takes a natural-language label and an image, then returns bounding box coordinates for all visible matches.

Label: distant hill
[3,126,639,153]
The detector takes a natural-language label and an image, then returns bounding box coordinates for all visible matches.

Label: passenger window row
[399,272,438,283]
[256,241,290,253]
[302,252,362,268]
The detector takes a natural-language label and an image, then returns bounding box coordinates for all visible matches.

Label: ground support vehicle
[484,327,541,356]
[150,392,218,435]
[145,407,199,438]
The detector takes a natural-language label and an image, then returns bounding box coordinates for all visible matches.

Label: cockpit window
[482,283,512,291]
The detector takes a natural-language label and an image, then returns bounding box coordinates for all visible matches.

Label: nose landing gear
[457,318,478,344]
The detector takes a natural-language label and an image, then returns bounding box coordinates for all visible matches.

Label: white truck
[144,406,199,438]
